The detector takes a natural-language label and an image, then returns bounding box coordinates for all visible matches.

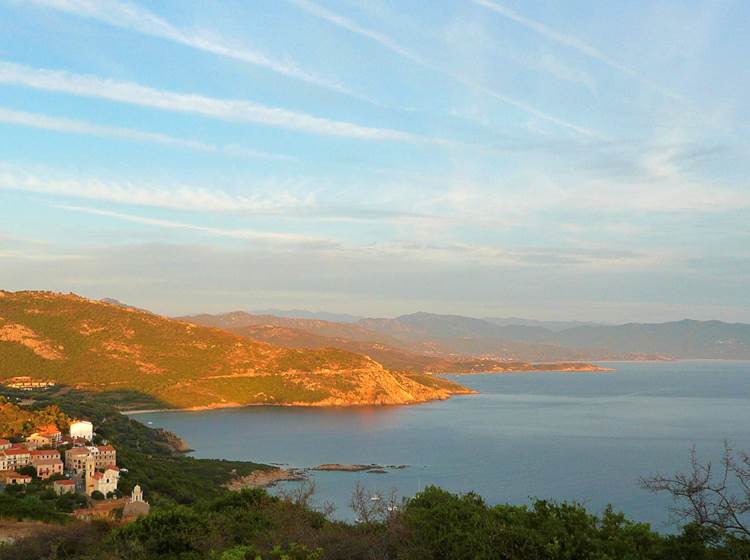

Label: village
[0,418,150,521]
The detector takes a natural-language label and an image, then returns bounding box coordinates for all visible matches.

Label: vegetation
[642,442,750,540]
[0,395,71,439]
[0,488,87,523]
[0,291,469,408]
[2,485,749,559]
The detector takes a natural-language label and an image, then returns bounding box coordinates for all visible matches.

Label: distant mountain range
[483,317,607,332]
[251,309,362,324]
[365,312,750,360]
[182,310,750,361]
[177,311,606,373]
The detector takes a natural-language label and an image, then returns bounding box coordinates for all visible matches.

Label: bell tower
[84,454,96,496]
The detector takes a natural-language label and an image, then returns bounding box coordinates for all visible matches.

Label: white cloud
[472,0,684,102]
[52,203,653,268]
[0,61,425,142]
[56,204,333,246]
[0,165,315,213]
[0,106,293,160]
[24,0,353,96]
[289,0,600,138]
[290,0,426,65]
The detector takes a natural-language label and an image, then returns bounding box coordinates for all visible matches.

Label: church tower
[131,484,144,502]
[84,454,96,496]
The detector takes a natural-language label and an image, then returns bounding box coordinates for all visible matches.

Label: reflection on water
[138,360,750,528]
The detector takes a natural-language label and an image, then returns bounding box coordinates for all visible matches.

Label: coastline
[121,366,613,415]
[444,364,615,375]
[122,365,621,415]
[122,393,470,415]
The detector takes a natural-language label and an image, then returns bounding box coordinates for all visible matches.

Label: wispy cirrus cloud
[290,0,425,65]
[56,204,334,246]
[24,0,356,98]
[0,106,293,161]
[53,203,651,268]
[0,165,315,213]
[0,61,426,142]
[472,0,685,102]
[289,0,600,138]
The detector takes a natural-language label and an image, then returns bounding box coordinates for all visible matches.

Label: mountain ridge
[180,308,750,361]
[0,291,471,409]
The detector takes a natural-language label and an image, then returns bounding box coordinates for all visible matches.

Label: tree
[642,442,750,540]
[18,465,36,478]
[90,490,105,500]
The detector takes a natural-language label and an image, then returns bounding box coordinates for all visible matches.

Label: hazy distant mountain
[181,311,607,372]
[180,309,750,361]
[362,313,750,360]
[251,309,362,323]
[551,320,750,359]
[360,312,554,346]
[483,317,605,332]
[179,311,404,345]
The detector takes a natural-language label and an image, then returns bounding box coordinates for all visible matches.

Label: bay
[137,360,750,529]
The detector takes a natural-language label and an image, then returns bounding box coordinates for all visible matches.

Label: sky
[0,0,748,322]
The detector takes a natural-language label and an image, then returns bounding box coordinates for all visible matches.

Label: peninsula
[0,291,608,411]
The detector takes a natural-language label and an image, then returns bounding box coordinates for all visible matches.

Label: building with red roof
[52,478,76,495]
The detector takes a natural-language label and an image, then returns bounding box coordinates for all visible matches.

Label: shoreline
[224,468,307,490]
[122,364,627,415]
[122,394,468,415]
[124,358,729,415]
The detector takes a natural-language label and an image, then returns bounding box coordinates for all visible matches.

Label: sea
[137,360,750,530]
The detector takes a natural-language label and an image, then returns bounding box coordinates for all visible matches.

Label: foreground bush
[2,486,749,560]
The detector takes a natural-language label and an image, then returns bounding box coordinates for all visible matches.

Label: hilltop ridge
[0,291,470,409]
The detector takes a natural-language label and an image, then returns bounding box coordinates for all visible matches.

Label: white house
[69,420,94,442]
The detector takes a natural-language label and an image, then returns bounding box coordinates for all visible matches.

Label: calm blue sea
[137,360,750,530]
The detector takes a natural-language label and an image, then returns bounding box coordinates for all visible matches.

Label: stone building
[0,447,30,469]
[84,455,119,496]
[32,458,64,479]
[65,445,117,475]
[53,479,76,495]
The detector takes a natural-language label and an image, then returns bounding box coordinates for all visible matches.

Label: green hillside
[0,291,470,409]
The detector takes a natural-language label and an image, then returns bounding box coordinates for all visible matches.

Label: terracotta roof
[3,448,30,456]
[92,472,103,480]
[30,449,60,457]
[67,447,89,455]
[54,479,76,486]
[33,458,63,466]
[97,445,116,452]
[104,465,119,471]
[0,439,9,445]
[36,424,60,433]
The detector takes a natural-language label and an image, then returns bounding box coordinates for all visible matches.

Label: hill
[180,313,609,373]
[0,291,470,409]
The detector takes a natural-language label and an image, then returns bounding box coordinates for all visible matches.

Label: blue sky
[0,0,748,321]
